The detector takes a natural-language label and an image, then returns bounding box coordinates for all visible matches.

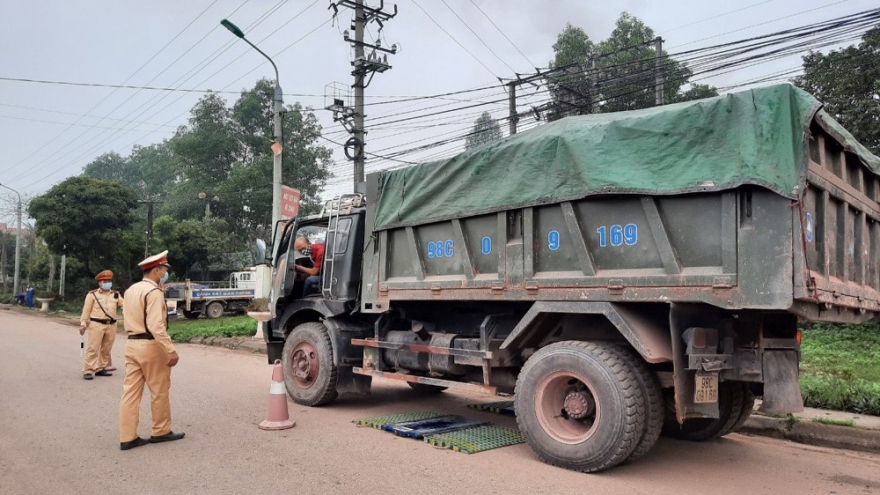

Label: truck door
[270,218,298,313]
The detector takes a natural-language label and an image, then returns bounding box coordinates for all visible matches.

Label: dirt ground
[2,308,880,495]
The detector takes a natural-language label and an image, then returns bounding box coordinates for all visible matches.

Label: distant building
[0,222,31,236]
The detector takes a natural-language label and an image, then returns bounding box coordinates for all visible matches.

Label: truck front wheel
[281,322,338,406]
[205,301,224,319]
[514,341,646,473]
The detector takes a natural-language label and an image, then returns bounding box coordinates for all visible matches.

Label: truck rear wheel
[281,322,338,406]
[205,301,224,319]
[729,384,756,433]
[661,381,745,441]
[514,341,646,473]
[610,344,664,462]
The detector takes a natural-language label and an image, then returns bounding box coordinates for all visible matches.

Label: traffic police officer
[79,270,123,380]
[119,250,185,451]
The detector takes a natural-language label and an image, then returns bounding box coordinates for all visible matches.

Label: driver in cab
[294,236,324,297]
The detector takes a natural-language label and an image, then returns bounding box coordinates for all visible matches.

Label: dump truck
[165,268,270,319]
[259,84,880,472]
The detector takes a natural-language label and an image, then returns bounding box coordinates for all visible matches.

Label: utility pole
[654,37,665,106]
[0,183,22,295]
[353,0,365,186]
[590,57,599,114]
[59,253,66,299]
[138,199,163,258]
[329,0,398,191]
[0,231,6,291]
[47,252,55,292]
[508,82,518,135]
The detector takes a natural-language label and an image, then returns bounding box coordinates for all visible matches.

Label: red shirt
[310,243,325,273]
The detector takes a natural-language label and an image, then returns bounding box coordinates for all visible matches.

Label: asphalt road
[2,308,880,495]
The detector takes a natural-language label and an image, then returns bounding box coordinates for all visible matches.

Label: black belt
[90,317,117,324]
[128,333,154,340]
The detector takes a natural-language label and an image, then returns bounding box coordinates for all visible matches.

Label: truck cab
[265,194,370,356]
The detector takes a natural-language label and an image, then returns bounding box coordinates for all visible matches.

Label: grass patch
[166,315,257,343]
[811,417,856,428]
[48,300,86,314]
[800,321,880,416]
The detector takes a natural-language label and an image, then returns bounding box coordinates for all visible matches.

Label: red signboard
[281,185,301,220]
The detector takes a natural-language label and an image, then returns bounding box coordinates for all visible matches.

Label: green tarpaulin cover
[374,84,880,230]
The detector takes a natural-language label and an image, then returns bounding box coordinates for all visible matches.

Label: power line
[0,102,177,128]
[10,0,301,189]
[0,0,233,180]
[28,14,334,190]
[437,0,517,73]
[670,0,853,48]
[466,0,536,69]
[341,9,880,171]
[410,0,500,78]
[660,1,778,34]
[0,113,171,133]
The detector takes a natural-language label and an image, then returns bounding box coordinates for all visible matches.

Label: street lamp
[221,18,284,240]
[0,182,22,295]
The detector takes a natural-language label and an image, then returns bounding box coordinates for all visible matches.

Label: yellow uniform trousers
[119,339,173,442]
[82,322,116,374]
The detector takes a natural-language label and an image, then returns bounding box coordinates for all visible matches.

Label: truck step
[352,367,497,395]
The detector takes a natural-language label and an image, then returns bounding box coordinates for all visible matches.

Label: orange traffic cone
[259,359,295,431]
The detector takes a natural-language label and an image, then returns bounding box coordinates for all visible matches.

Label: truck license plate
[694,374,718,403]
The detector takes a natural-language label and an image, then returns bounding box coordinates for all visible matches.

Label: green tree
[229,80,331,220]
[171,92,241,187]
[167,80,332,234]
[465,112,503,150]
[793,28,880,155]
[547,24,597,118]
[152,216,231,278]
[671,83,719,103]
[28,176,138,273]
[81,152,129,184]
[547,13,718,118]
[83,144,177,196]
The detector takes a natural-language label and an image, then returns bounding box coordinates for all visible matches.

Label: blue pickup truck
[164,270,258,319]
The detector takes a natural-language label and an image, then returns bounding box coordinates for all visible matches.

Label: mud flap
[337,366,372,395]
[759,350,804,414]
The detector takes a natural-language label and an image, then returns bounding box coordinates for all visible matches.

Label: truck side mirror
[254,239,267,264]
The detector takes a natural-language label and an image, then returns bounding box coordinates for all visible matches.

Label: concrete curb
[187,335,267,354]
[739,415,880,454]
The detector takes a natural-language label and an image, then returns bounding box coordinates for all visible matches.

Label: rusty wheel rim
[290,341,319,388]
[535,371,599,444]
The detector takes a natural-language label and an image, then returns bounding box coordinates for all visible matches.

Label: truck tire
[205,301,224,319]
[281,322,338,406]
[514,341,646,473]
[407,382,448,394]
[729,384,756,433]
[609,344,664,462]
[661,381,745,441]
[182,310,201,320]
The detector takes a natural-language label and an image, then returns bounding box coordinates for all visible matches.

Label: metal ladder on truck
[319,194,365,298]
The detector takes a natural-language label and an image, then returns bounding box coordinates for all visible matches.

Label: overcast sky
[0,0,876,222]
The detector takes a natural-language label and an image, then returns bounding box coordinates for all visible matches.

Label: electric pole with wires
[328,0,398,192]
